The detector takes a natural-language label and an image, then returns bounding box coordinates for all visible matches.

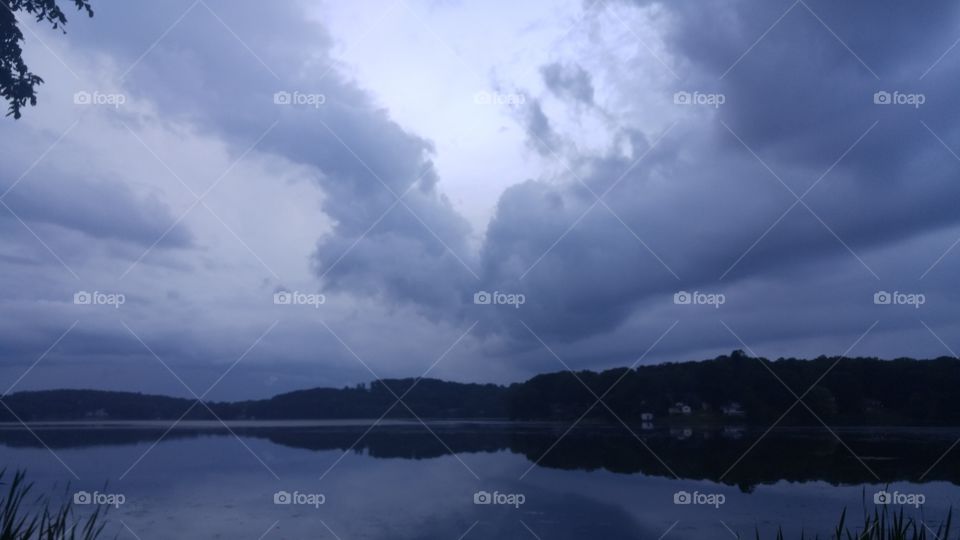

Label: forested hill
[2,351,959,425]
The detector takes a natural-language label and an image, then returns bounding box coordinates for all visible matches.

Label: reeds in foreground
[0,470,106,540]
[756,506,953,540]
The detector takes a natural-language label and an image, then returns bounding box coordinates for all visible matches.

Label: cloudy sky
[2,0,960,400]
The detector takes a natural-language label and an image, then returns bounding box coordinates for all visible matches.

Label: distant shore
[3,351,960,426]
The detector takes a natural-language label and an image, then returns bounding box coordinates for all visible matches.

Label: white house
[668,402,692,415]
[722,402,745,416]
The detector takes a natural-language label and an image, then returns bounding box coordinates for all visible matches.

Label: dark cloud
[541,62,595,105]
[3,175,191,248]
[4,0,960,397]
[458,0,960,348]
[63,0,479,314]
[522,99,563,157]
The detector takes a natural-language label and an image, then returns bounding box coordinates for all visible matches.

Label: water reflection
[1,422,958,538]
[3,422,959,488]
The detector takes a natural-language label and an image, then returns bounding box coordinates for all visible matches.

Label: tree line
[2,351,958,425]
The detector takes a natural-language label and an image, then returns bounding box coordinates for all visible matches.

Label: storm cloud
[1,0,958,398]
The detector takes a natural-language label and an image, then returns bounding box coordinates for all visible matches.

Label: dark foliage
[0,0,93,118]
[0,469,106,539]
[504,351,960,426]
[1,352,958,426]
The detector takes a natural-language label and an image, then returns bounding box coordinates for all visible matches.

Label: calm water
[2,422,959,539]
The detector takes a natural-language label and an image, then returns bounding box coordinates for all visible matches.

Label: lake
[2,421,959,539]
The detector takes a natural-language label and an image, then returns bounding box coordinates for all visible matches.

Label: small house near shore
[668,402,692,415]
[722,402,745,416]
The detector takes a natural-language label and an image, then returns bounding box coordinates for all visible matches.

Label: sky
[2,0,960,400]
